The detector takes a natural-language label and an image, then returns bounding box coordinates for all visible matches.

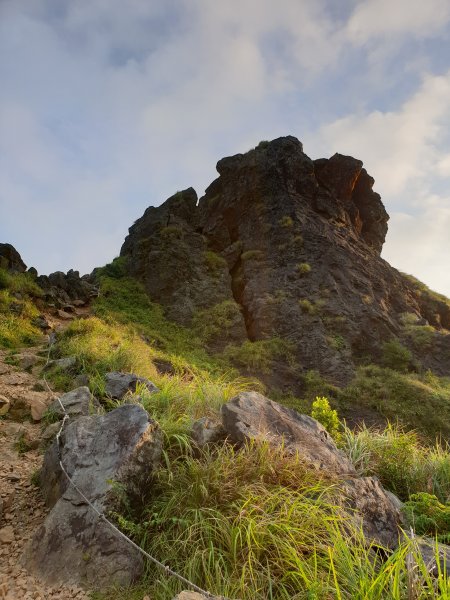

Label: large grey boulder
[105,372,159,400]
[22,404,162,589]
[46,386,98,419]
[339,476,402,549]
[221,392,355,476]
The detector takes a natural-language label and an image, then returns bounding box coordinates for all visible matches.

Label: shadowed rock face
[22,404,163,589]
[120,136,450,386]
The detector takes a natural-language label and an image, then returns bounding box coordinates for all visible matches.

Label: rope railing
[43,333,228,600]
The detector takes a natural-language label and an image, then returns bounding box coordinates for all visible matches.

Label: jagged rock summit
[120,136,450,388]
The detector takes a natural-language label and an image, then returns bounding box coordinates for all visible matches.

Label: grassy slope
[3,265,450,598]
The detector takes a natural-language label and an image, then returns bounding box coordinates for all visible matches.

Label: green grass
[339,365,450,441]
[223,338,296,374]
[341,423,450,502]
[0,274,43,349]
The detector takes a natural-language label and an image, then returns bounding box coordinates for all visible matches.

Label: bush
[241,249,265,262]
[278,215,293,228]
[296,262,311,276]
[382,339,413,372]
[192,300,242,343]
[403,492,450,542]
[223,338,295,374]
[204,251,227,275]
[311,396,341,442]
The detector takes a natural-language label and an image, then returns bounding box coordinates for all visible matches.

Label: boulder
[46,386,99,419]
[22,404,163,589]
[105,372,159,400]
[221,392,355,476]
[191,417,226,446]
[339,476,402,549]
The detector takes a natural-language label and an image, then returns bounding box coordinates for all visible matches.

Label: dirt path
[0,318,91,599]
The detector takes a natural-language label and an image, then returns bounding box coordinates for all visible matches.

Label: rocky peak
[120,136,450,388]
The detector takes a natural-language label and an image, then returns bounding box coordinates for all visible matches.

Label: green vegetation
[298,298,325,315]
[204,250,227,275]
[191,300,242,344]
[0,268,43,349]
[403,493,450,542]
[278,215,293,228]
[223,338,296,374]
[241,249,265,261]
[339,365,450,440]
[341,424,450,502]
[311,396,341,442]
[382,339,413,372]
[402,272,450,308]
[18,260,450,598]
[296,262,311,276]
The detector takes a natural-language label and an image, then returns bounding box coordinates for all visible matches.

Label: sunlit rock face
[120,136,450,389]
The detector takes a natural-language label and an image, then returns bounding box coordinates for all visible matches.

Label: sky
[1,1,450,296]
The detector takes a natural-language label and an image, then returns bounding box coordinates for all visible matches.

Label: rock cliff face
[121,136,450,386]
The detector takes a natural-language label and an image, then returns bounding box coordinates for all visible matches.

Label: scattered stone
[105,372,159,400]
[56,310,73,320]
[0,526,15,544]
[0,393,10,416]
[221,392,355,476]
[23,404,163,589]
[40,422,62,448]
[11,354,42,371]
[46,386,98,420]
[192,417,226,446]
[172,593,212,600]
[44,356,77,372]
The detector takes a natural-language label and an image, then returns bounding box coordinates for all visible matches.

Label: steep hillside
[120,136,450,393]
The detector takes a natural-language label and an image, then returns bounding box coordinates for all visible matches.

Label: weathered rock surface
[0,243,27,272]
[37,269,99,308]
[120,136,450,389]
[0,393,10,416]
[416,537,450,577]
[191,417,226,446]
[105,371,159,399]
[46,386,99,419]
[172,593,216,600]
[221,392,355,475]
[340,476,402,549]
[22,404,163,589]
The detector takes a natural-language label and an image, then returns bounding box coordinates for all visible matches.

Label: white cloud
[304,70,450,296]
[347,0,450,43]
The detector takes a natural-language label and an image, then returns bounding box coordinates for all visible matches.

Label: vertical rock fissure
[229,254,255,341]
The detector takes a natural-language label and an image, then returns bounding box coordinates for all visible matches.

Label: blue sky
[1,0,450,295]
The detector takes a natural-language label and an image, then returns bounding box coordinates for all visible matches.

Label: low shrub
[223,338,296,374]
[382,339,413,372]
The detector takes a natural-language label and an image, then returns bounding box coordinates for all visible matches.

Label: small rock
[192,417,226,446]
[105,372,159,400]
[56,309,73,320]
[46,387,99,419]
[0,394,10,416]
[0,526,15,544]
[44,356,77,372]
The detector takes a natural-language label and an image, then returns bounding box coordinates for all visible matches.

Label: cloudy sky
[1,1,450,296]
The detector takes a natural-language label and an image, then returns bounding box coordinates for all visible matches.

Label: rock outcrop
[105,371,159,400]
[37,269,99,308]
[221,391,355,475]
[22,404,162,589]
[0,243,27,273]
[120,137,450,387]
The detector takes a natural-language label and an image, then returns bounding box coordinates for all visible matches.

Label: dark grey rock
[0,243,27,272]
[105,372,159,400]
[46,386,99,419]
[340,476,402,550]
[221,391,355,476]
[416,537,450,577]
[22,404,163,589]
[44,356,77,372]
